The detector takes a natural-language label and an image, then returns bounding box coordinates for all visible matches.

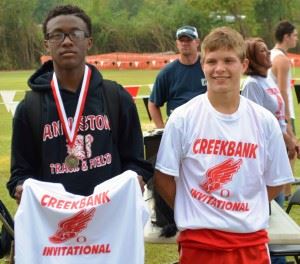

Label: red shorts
[179,243,271,264]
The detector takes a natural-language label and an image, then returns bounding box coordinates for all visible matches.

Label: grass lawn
[1,68,300,263]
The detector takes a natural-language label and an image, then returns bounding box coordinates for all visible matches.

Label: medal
[65,154,79,169]
[51,65,92,167]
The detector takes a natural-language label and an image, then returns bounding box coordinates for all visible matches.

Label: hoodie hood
[27,60,104,92]
[28,60,53,92]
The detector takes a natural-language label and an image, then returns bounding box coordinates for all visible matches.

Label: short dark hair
[274,20,295,43]
[42,5,92,38]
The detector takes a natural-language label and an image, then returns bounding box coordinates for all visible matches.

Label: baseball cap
[176,26,199,39]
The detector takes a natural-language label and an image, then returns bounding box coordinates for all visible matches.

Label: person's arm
[14,185,23,204]
[267,185,284,201]
[271,56,299,156]
[148,69,169,128]
[283,131,298,159]
[7,101,39,202]
[153,169,176,209]
[264,112,294,198]
[273,56,291,121]
[148,101,165,128]
[285,122,300,159]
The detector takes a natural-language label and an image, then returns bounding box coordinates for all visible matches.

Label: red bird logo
[200,158,243,193]
[49,208,96,244]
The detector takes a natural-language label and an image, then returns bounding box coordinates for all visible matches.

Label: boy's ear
[87,37,93,51]
[44,40,50,53]
[283,33,289,42]
[242,58,249,74]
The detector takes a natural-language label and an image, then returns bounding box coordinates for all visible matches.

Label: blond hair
[201,27,246,62]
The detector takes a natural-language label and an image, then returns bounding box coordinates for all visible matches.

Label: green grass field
[0,68,300,263]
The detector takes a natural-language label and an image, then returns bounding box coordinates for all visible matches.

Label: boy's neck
[274,44,288,54]
[208,91,240,114]
[54,64,86,92]
[179,53,199,65]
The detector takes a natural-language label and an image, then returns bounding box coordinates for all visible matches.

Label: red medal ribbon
[51,65,92,148]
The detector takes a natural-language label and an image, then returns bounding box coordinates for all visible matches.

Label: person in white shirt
[154,27,294,264]
[242,37,299,166]
[241,37,300,264]
[268,20,298,200]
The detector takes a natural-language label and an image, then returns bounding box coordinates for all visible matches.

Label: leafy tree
[0,0,41,70]
[33,0,61,23]
[254,0,300,48]
[108,0,144,17]
[188,0,258,37]
[1,0,300,69]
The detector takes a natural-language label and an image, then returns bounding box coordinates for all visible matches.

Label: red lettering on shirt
[42,244,111,256]
[43,115,111,142]
[40,191,111,209]
[192,138,258,159]
[190,188,249,212]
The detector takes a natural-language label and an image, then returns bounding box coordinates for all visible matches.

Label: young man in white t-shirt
[268,20,299,201]
[154,27,294,264]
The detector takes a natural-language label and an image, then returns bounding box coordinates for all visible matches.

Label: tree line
[1,0,300,70]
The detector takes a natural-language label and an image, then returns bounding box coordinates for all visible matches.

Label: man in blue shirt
[148,25,207,128]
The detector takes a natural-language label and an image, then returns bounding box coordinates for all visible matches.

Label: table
[144,200,300,244]
[268,200,300,245]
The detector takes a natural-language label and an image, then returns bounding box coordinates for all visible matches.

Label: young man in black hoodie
[7,5,152,202]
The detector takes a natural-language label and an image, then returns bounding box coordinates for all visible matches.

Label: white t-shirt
[155,93,293,233]
[241,75,286,132]
[269,48,295,119]
[15,171,149,264]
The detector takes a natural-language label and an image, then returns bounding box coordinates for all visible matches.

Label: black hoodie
[7,61,152,196]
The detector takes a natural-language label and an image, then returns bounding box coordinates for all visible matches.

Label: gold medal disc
[65,154,79,169]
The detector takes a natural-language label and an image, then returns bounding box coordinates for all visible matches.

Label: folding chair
[269,188,300,264]
[0,200,14,264]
